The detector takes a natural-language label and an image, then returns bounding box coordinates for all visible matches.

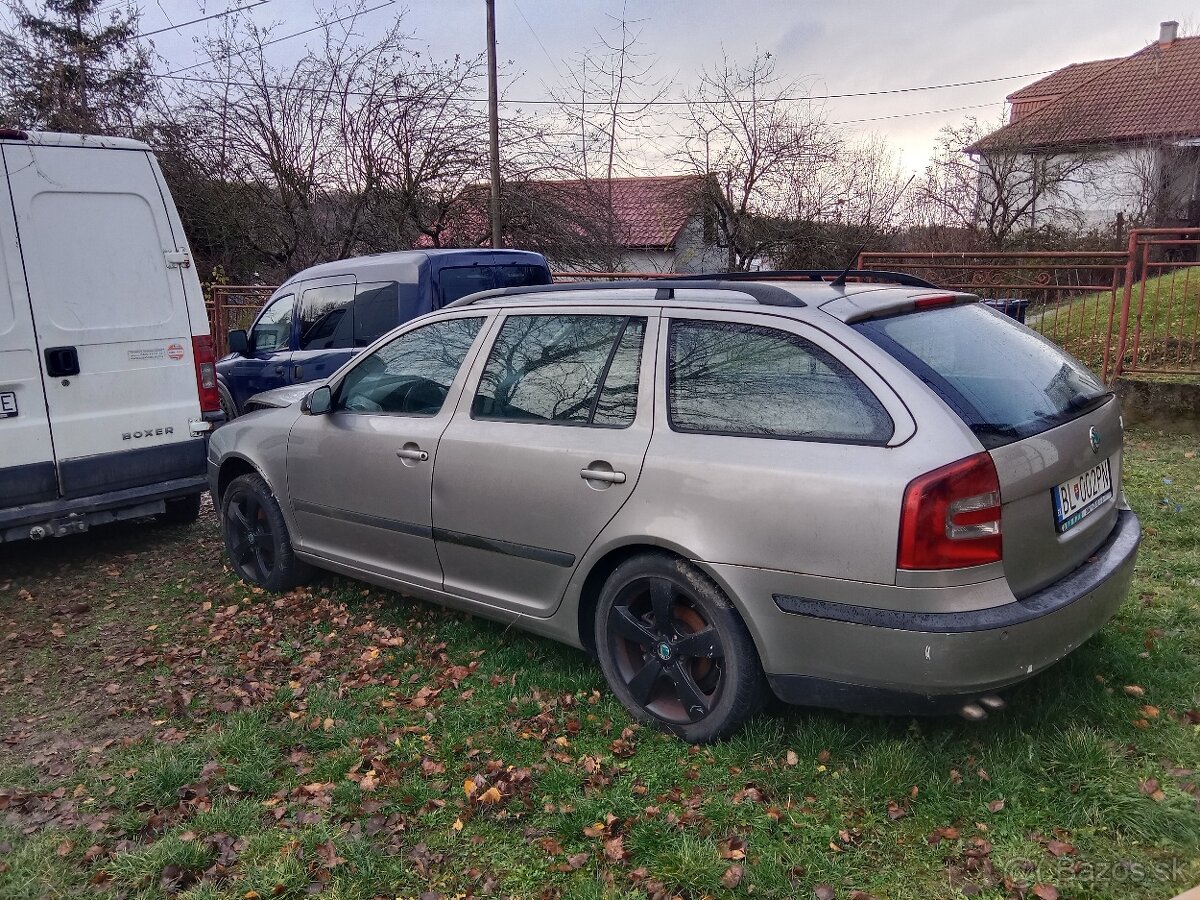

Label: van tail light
[898,452,1002,570]
[191,335,220,413]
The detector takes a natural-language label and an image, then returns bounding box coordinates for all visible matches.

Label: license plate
[1052,457,1114,533]
[0,391,16,418]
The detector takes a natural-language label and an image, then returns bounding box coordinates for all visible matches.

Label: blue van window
[438,265,552,306]
[353,281,400,346]
[250,293,294,352]
[298,284,355,350]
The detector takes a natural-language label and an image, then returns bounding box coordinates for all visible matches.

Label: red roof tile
[973,36,1200,151]
[424,174,709,250]
[1006,58,1123,102]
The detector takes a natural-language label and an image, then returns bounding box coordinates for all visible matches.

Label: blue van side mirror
[228,329,249,355]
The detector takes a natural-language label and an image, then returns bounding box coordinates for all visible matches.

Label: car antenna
[829,172,916,288]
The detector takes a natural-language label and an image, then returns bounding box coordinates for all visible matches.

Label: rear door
[0,165,56,508]
[290,278,357,385]
[854,303,1121,596]
[3,142,203,498]
[433,307,656,615]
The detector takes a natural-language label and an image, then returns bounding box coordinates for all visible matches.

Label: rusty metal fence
[205,285,276,357]
[861,227,1200,382]
[206,235,1200,382]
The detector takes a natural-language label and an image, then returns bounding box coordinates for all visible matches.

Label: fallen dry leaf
[721,865,744,889]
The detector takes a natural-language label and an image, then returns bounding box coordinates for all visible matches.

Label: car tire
[220,473,312,592]
[595,553,766,743]
[160,493,202,525]
[218,382,238,421]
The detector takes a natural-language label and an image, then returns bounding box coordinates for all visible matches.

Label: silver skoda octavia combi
[207,273,1140,742]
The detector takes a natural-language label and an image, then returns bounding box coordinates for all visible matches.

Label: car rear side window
[337,317,484,416]
[668,319,893,443]
[473,314,645,427]
[853,304,1109,449]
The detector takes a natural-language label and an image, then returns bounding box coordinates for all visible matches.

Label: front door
[3,142,201,498]
[433,309,657,615]
[285,313,490,590]
[224,292,295,411]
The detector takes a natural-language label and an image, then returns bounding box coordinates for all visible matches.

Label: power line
[164,0,397,76]
[135,1,269,40]
[828,101,1002,126]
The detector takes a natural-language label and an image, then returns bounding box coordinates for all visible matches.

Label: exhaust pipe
[959,702,987,721]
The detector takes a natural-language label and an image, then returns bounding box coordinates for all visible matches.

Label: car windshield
[854,303,1110,449]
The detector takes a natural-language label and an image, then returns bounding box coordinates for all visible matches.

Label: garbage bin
[982,298,1031,323]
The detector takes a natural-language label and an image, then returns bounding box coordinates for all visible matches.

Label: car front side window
[472,314,646,427]
[667,319,893,443]
[336,316,484,416]
[250,293,294,353]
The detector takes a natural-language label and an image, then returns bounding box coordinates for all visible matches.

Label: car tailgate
[989,397,1123,597]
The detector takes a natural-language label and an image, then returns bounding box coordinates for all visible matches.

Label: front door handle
[274,365,284,375]
[580,467,626,484]
[396,447,429,462]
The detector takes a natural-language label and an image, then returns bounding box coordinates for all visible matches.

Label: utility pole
[485,0,502,248]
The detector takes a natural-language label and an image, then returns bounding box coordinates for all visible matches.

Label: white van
[0,130,221,543]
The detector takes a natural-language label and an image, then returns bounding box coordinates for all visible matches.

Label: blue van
[216,249,551,418]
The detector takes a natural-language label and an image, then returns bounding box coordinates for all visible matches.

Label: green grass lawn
[1029,268,1200,376]
[1,428,1198,900]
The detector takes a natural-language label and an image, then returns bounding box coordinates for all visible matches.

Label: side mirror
[303,385,333,416]
[227,329,249,355]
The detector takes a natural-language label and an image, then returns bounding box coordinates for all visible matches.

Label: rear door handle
[45,346,80,377]
[580,468,626,484]
[274,365,285,375]
[396,448,429,462]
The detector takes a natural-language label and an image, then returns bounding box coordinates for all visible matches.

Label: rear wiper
[1065,390,1113,412]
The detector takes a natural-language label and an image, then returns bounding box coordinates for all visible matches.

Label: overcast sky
[128,0,1191,171]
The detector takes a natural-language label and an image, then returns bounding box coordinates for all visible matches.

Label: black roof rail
[445,278,808,308]
[669,269,940,290]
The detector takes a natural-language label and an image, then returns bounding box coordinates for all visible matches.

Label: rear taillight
[898,452,1002,570]
[191,335,220,413]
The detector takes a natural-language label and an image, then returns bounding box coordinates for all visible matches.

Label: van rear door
[0,162,56,508]
[3,142,205,498]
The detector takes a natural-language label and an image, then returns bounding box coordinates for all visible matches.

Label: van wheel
[220,473,311,592]
[218,383,238,421]
[594,553,766,743]
[160,493,201,525]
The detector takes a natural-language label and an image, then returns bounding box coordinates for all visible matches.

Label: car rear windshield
[853,303,1110,449]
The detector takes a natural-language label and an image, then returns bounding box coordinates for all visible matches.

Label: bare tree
[677,52,839,270]
[909,117,1104,249]
[1109,141,1200,227]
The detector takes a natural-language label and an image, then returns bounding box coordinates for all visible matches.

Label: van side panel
[3,143,205,494]
[0,158,57,506]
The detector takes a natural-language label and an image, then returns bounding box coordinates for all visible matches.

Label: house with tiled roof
[421,174,725,274]
[969,21,1200,228]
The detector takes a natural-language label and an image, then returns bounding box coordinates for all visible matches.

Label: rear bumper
[0,474,207,542]
[764,508,1140,713]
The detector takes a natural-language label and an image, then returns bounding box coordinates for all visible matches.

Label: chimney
[1159,20,1179,46]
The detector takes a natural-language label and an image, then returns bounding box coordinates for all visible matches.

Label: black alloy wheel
[596,554,764,743]
[220,473,311,592]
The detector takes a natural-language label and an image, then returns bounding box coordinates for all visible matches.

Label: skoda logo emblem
[657,642,672,662]
[1088,426,1101,454]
